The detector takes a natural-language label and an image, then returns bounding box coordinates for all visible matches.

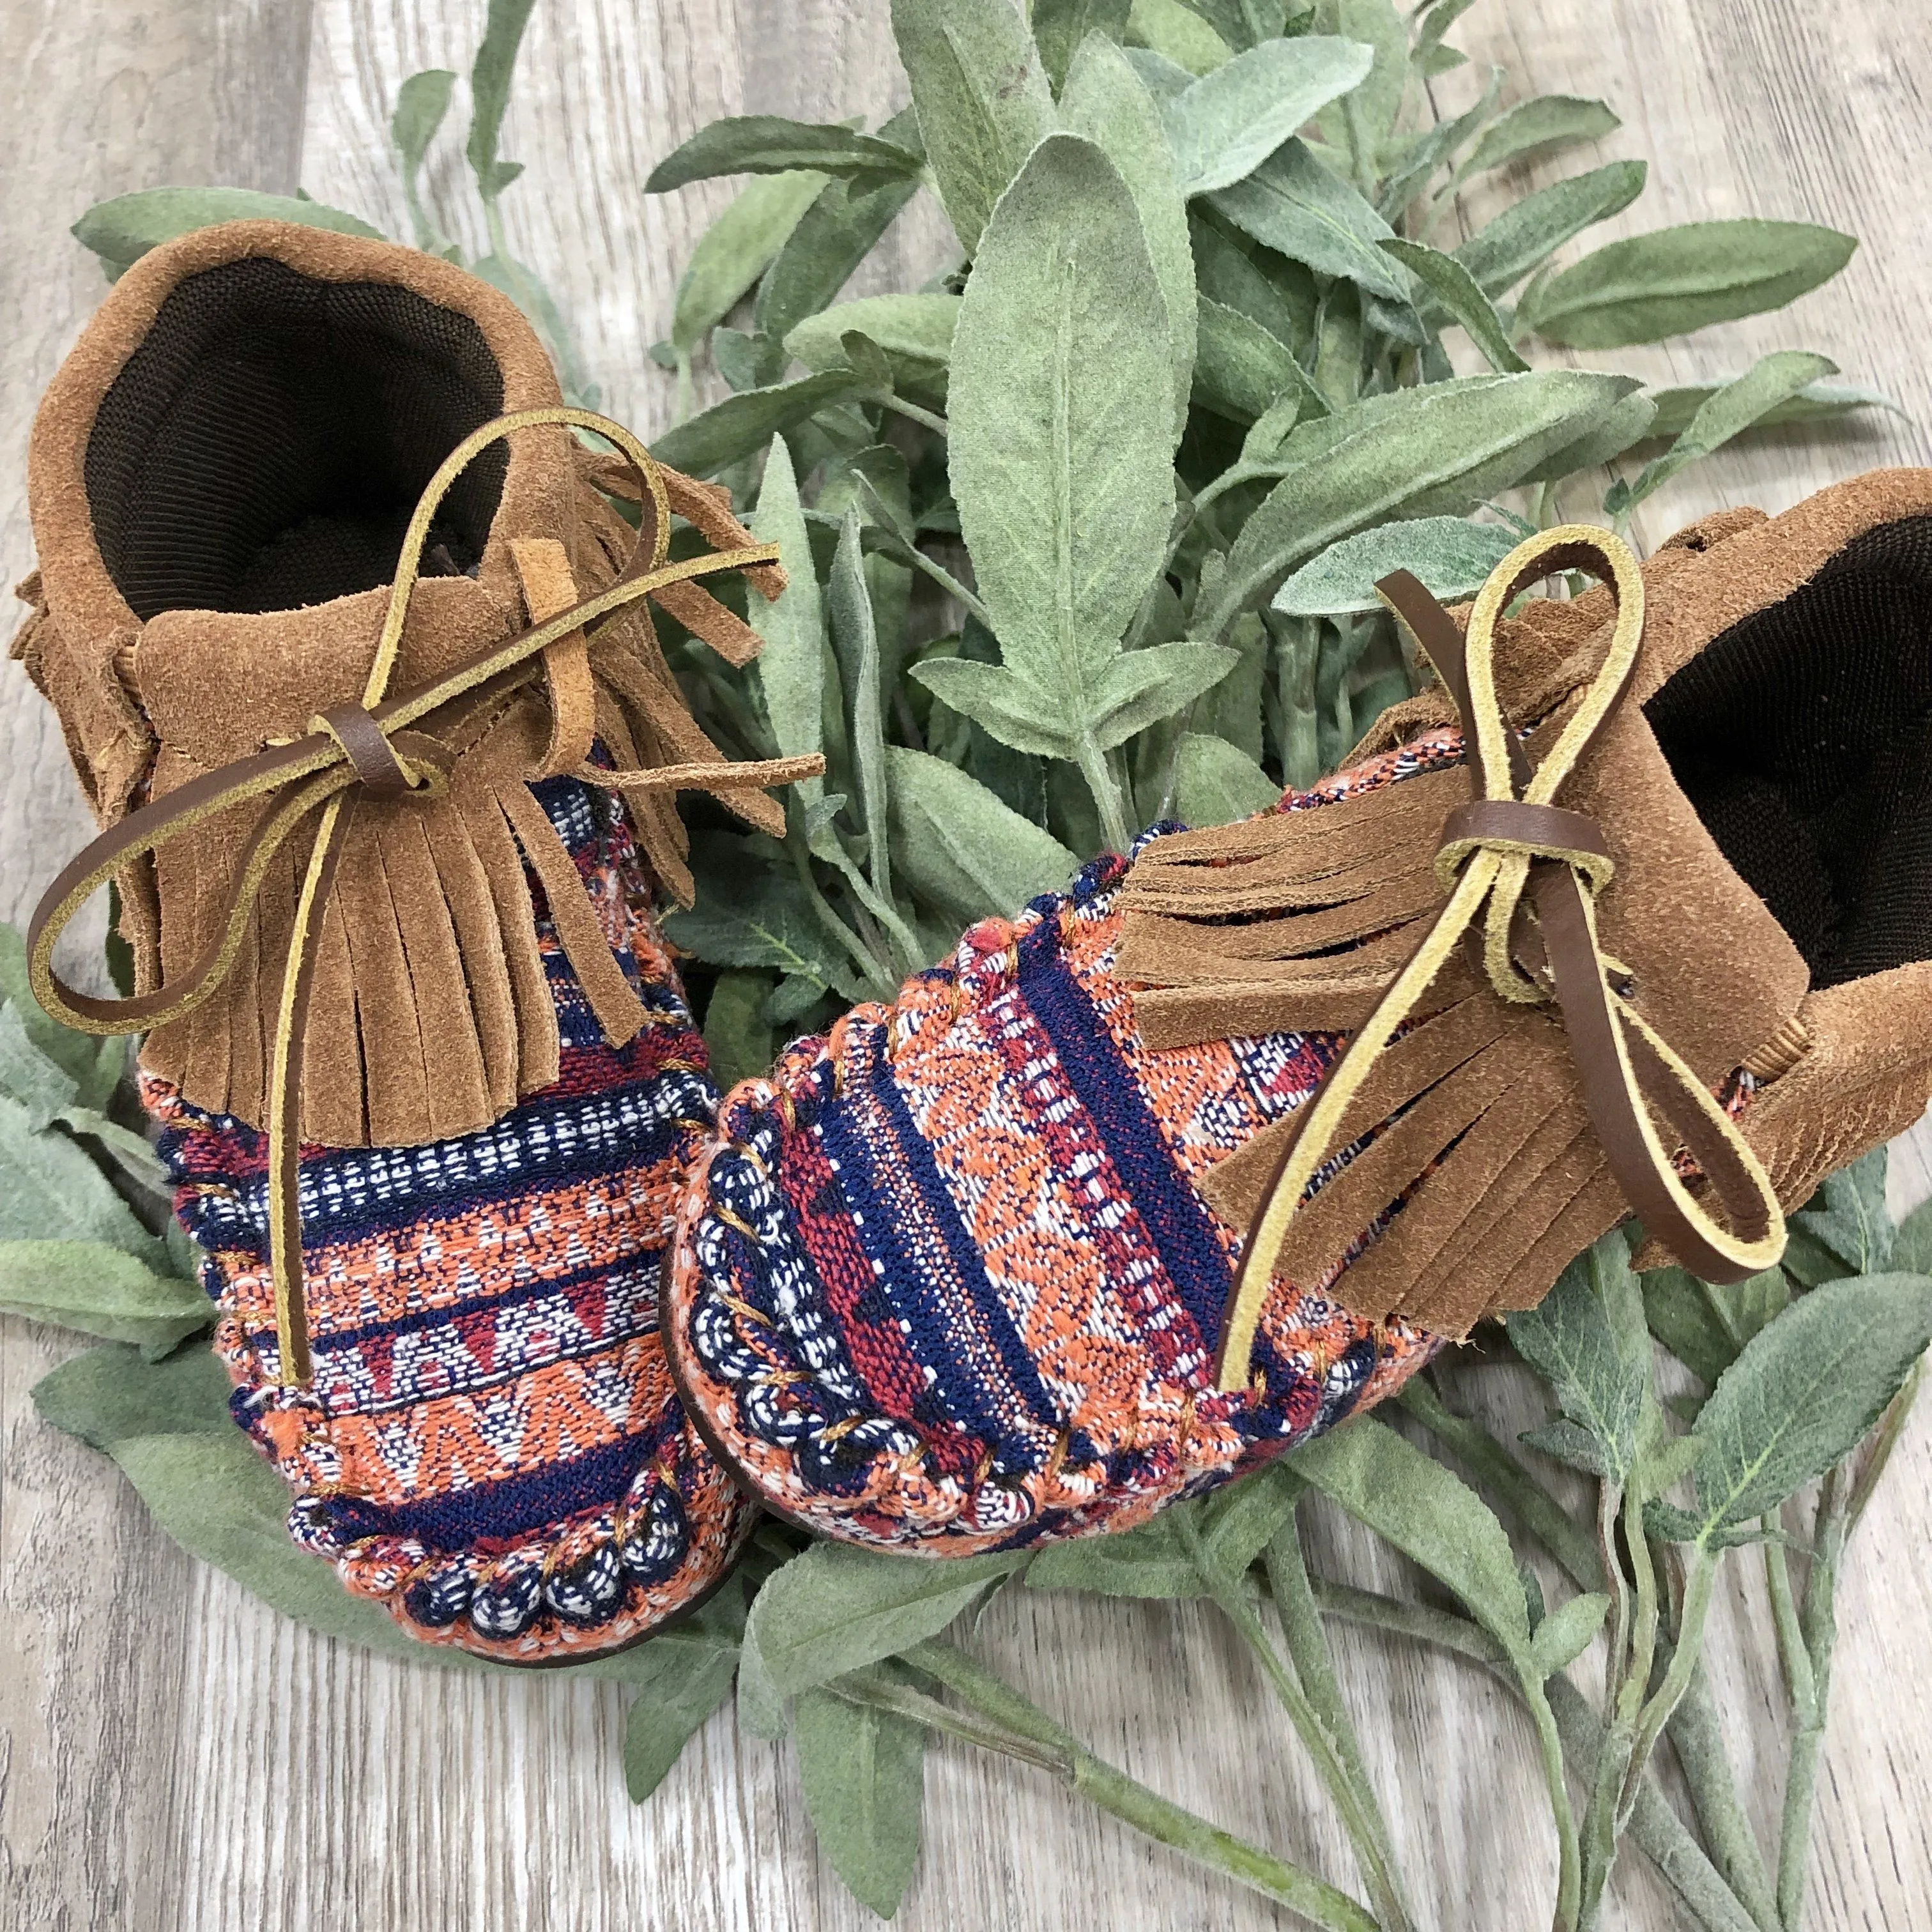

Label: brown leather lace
[1214,526,1787,1392]
[27,408,822,1385]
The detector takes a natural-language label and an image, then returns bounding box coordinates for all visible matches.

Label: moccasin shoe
[14,220,815,1659]
[666,479,1932,1555]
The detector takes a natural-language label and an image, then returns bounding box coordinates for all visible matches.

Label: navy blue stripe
[1017,921,1235,1358]
[319,1422,659,1545]
[866,1034,1063,1431]
[809,1039,1008,1446]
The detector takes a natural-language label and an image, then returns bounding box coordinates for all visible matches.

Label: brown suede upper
[12,221,771,1149]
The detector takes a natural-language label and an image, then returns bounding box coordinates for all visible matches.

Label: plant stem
[894,1641,1382,1932]
[1076,731,1133,855]
[1263,1517,1396,1874]
[1397,1374,1605,1590]
[1667,1664,1782,1932]
[1271,614,1324,790]
[1314,1582,1761,1932]
[1763,1533,1816,1713]
[893,540,993,628]
[1517,1667,1584,1932]
[1176,1512,1414,1931]
[1777,1468,1852,1929]
[787,834,894,997]
[875,392,949,438]
[1618,1546,1719,1825]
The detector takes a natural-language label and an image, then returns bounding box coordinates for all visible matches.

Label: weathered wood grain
[1,3,1929,1929]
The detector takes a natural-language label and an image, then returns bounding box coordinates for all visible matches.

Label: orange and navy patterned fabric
[664,737,1463,1556]
[152,775,751,1661]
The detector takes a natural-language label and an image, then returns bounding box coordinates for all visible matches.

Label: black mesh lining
[1645,515,1932,989]
[85,257,507,618]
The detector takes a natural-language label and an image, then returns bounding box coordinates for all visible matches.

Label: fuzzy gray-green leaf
[1162,36,1373,196]
[885,746,1076,924]
[1059,32,1198,436]
[73,190,383,280]
[623,1631,742,1800]
[1786,1147,1894,1284]
[647,117,921,193]
[1640,378,1903,443]
[1506,1236,1648,1487]
[1202,370,1632,633]
[889,0,1059,256]
[1209,141,1407,298]
[829,512,891,903]
[1378,236,1528,372]
[785,293,961,389]
[1689,1273,1932,1535]
[1034,0,1134,93]
[746,437,825,818]
[466,0,537,201]
[1606,351,1837,514]
[1453,158,1647,297]
[1460,94,1620,180]
[1089,640,1238,749]
[0,1241,212,1353]
[1273,516,1520,617]
[1194,295,1324,424]
[749,1542,1026,1695]
[795,1680,929,1917]
[948,134,1178,742]
[1291,1414,1533,1659]
[1172,731,1279,824]
[671,171,829,357]
[1522,218,1857,348]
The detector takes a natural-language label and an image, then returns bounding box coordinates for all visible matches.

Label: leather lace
[27,407,822,1386]
[1214,526,1788,1392]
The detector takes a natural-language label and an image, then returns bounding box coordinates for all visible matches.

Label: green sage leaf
[1291,1414,1533,1659]
[0,1240,211,1354]
[1606,351,1837,515]
[1273,515,1519,617]
[1686,1273,1932,1537]
[654,371,868,486]
[1641,1262,1790,1390]
[748,1542,1025,1696]
[466,0,537,202]
[754,111,926,345]
[947,134,1179,759]
[1194,295,1324,424]
[1892,1197,1932,1276]
[703,971,778,1094]
[1377,236,1528,373]
[1460,95,1620,180]
[784,293,961,392]
[1201,370,1632,634]
[1784,1147,1894,1285]
[1060,31,1199,436]
[1527,1591,1611,1678]
[1126,0,1235,75]
[795,1677,929,1917]
[1162,37,1374,197]
[73,190,383,281]
[1640,378,1904,444]
[829,512,891,902]
[623,1620,744,1800]
[1453,158,1647,297]
[1506,1234,1648,1487]
[671,171,830,358]
[0,1092,165,1261]
[663,846,866,1003]
[1191,209,1319,358]
[1034,0,1135,93]
[1209,141,1407,298]
[1172,731,1279,824]
[1521,218,1857,348]
[1515,388,1658,486]
[648,118,921,194]
[884,746,1077,924]
[889,0,1059,256]
[746,436,825,809]
[391,70,457,253]
[1089,640,1239,749]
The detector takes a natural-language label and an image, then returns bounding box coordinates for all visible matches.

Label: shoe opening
[1646,514,1932,990]
[85,256,507,619]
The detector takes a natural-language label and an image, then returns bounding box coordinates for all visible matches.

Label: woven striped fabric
[665,736,1462,1556]
[152,775,751,1662]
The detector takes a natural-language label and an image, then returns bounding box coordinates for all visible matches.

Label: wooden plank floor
[2,3,1929,1927]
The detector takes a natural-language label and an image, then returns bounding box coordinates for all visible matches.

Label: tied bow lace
[1215,526,1787,1393]
[27,407,822,1386]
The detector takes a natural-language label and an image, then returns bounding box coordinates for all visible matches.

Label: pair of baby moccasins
[16,222,1932,1663]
